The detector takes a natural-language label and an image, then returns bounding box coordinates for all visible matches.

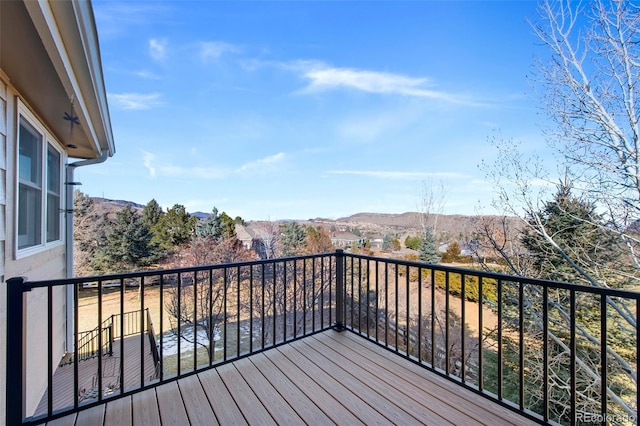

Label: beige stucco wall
[0,76,68,422]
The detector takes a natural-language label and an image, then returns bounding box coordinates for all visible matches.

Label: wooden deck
[44,330,536,426]
[35,335,157,417]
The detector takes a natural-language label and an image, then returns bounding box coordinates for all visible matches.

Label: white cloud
[141,151,285,179]
[328,170,470,180]
[199,41,240,61]
[299,65,478,105]
[149,38,168,61]
[142,150,157,177]
[249,60,482,105]
[134,70,162,80]
[109,93,163,110]
[237,153,286,175]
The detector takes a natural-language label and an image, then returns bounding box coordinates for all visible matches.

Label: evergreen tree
[151,204,197,251]
[280,222,306,256]
[196,207,240,240]
[142,199,163,229]
[196,207,224,239]
[405,235,422,250]
[92,204,157,272]
[382,234,394,252]
[73,190,109,275]
[419,228,440,264]
[521,184,624,285]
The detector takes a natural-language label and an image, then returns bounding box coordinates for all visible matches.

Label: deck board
[176,374,218,426]
[280,340,398,425]
[75,404,105,425]
[155,381,188,425]
[217,362,277,426]
[104,395,132,426]
[333,331,535,426]
[197,368,247,425]
[248,353,334,424]
[44,330,539,426]
[263,346,364,425]
[233,357,303,426]
[297,336,454,425]
[312,332,472,424]
[131,388,160,425]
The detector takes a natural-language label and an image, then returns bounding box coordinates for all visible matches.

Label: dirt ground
[76,277,498,340]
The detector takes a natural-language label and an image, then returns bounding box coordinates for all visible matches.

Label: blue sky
[82,1,548,220]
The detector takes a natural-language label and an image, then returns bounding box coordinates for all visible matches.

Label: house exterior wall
[0,76,68,420]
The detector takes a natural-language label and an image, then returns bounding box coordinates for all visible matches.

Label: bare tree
[164,237,254,364]
[417,179,447,235]
[477,1,640,419]
[532,0,640,272]
[244,257,335,346]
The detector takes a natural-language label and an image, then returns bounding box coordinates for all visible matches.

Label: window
[17,108,64,252]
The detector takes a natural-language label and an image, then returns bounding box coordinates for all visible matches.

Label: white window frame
[16,101,65,258]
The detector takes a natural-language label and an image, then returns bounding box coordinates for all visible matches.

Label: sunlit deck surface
[45,330,535,426]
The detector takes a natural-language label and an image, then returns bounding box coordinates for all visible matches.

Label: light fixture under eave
[67,144,77,149]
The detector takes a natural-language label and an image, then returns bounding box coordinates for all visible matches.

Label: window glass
[18,118,43,249]
[17,112,64,251]
[46,145,61,242]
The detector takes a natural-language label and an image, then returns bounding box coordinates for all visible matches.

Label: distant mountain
[190,211,210,219]
[87,196,518,242]
[91,197,144,210]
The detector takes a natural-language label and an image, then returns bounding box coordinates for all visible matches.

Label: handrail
[6,251,639,425]
[146,308,160,367]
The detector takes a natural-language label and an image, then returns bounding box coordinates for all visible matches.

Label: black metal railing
[62,323,113,366]
[7,252,336,425]
[340,253,639,426]
[5,250,639,425]
[61,307,159,367]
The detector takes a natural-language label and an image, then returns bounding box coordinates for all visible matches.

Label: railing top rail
[10,250,639,299]
[16,252,337,291]
[343,252,640,300]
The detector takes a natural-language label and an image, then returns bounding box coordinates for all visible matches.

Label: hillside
[87,197,518,242]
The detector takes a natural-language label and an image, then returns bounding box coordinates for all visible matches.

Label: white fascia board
[70,0,115,156]
[23,1,114,157]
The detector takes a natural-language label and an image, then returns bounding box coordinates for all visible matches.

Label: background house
[0,0,114,419]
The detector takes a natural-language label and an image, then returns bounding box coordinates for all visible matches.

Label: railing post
[7,276,28,425]
[108,323,113,356]
[334,249,346,331]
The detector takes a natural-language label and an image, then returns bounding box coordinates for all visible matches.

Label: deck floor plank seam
[331,331,536,426]
[33,330,539,426]
[130,387,161,425]
[248,353,335,425]
[299,335,456,426]
[264,346,365,425]
[155,380,189,425]
[232,357,304,426]
[278,340,397,425]
[177,373,218,426]
[103,395,132,426]
[312,332,482,424]
[216,362,277,426]
[196,368,247,425]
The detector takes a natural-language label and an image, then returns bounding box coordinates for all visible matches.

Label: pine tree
[280,222,306,256]
[142,199,163,229]
[92,204,157,272]
[419,228,440,264]
[521,184,625,285]
[152,204,196,250]
[196,207,239,240]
